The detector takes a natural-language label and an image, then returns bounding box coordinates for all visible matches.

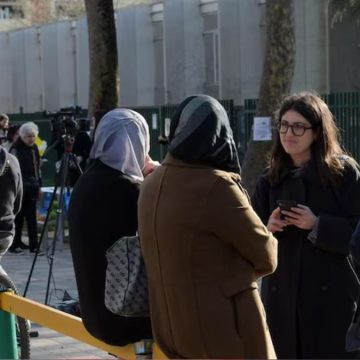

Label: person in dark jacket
[0,113,9,146]
[0,146,22,260]
[252,91,360,359]
[9,122,42,253]
[68,118,92,187]
[68,109,158,346]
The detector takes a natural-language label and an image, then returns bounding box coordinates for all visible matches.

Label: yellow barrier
[0,291,168,359]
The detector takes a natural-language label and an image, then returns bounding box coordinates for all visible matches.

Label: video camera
[45,106,82,139]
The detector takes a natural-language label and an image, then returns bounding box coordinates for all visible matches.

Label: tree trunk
[242,0,295,196]
[85,0,118,119]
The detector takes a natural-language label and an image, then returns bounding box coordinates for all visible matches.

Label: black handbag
[346,257,360,352]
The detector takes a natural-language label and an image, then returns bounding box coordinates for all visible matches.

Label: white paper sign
[164,117,171,137]
[253,117,272,141]
[152,113,158,130]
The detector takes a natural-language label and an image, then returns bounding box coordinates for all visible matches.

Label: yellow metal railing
[0,291,167,359]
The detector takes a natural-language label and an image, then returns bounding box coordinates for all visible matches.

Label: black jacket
[0,147,22,237]
[68,159,152,345]
[10,138,41,200]
[253,160,360,359]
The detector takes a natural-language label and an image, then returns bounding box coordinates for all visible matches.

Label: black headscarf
[168,95,241,174]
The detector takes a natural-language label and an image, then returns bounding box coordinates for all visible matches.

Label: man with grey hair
[0,113,9,146]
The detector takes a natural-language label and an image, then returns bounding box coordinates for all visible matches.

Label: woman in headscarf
[68,109,157,346]
[138,95,278,359]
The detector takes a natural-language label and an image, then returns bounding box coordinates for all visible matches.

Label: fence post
[0,306,18,359]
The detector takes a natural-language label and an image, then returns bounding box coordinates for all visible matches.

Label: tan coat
[138,154,278,359]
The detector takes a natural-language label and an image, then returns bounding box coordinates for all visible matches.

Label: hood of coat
[0,146,8,176]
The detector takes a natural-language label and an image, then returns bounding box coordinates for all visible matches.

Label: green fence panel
[243,92,360,163]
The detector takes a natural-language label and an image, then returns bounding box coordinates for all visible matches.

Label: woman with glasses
[252,91,360,359]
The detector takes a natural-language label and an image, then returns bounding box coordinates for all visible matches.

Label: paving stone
[2,241,114,359]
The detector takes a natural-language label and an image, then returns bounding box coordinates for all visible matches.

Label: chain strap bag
[104,235,149,317]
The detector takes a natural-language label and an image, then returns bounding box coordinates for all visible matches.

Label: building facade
[0,0,357,114]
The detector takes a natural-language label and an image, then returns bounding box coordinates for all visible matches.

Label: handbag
[346,256,360,352]
[104,235,149,317]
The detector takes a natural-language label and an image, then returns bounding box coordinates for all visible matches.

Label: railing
[0,290,167,359]
[243,92,360,162]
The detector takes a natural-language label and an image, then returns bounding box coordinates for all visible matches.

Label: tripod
[23,134,82,305]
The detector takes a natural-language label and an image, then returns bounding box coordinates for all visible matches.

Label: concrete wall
[163,0,204,104]
[117,5,155,107]
[0,0,352,114]
[292,0,329,94]
[328,2,360,92]
[219,0,265,104]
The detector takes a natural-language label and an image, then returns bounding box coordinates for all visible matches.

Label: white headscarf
[90,108,150,181]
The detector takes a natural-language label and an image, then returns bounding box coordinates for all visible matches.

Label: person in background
[68,109,158,347]
[138,95,278,359]
[252,91,360,359]
[0,113,9,146]
[68,118,92,186]
[9,122,42,254]
[0,146,22,260]
[2,124,20,151]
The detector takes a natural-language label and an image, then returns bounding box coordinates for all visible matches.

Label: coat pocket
[221,278,258,297]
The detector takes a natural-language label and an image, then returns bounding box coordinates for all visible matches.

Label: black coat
[10,139,41,200]
[68,159,152,346]
[351,222,360,266]
[252,160,360,359]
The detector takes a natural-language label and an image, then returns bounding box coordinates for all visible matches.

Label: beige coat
[138,154,278,359]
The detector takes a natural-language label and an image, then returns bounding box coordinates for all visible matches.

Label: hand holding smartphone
[276,200,298,220]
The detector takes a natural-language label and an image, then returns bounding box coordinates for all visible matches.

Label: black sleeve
[314,164,360,255]
[251,174,271,226]
[350,221,360,265]
[9,155,23,216]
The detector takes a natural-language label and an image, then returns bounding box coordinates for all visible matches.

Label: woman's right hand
[142,155,160,177]
[267,207,288,233]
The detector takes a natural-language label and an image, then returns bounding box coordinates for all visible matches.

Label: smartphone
[276,200,298,220]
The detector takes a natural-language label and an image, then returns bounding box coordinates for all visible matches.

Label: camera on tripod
[46,106,82,140]
[44,106,86,159]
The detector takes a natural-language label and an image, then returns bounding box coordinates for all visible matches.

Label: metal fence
[243,92,360,162]
[8,93,360,184]
[7,100,235,184]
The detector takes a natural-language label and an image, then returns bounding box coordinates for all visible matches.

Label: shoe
[8,248,24,254]
[19,243,30,250]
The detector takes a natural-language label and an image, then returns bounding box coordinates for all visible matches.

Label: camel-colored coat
[138,154,278,359]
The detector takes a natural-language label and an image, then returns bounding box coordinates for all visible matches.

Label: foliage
[330,0,360,26]
[1,0,151,31]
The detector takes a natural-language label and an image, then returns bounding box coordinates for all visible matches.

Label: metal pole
[0,304,18,359]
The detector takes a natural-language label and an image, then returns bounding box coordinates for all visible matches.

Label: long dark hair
[269,91,358,185]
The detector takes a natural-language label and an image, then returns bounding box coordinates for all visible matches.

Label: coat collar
[162,153,215,169]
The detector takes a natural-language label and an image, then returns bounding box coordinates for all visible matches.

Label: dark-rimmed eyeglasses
[277,120,313,137]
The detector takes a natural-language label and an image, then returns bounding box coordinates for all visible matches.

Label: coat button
[320,285,328,291]
[271,286,277,293]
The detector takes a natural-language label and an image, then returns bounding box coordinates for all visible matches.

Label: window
[203,12,219,97]
[0,1,24,19]
[153,20,165,105]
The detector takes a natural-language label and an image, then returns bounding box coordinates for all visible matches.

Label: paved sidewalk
[2,241,114,359]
